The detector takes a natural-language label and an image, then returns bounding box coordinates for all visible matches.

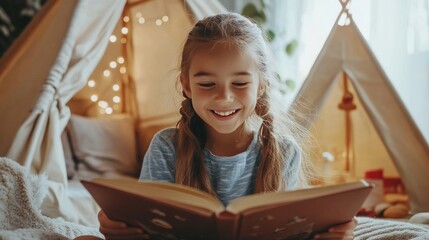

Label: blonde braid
[254,93,285,193]
[176,96,214,195]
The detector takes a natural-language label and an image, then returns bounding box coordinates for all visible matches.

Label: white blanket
[355,217,429,240]
[0,157,103,240]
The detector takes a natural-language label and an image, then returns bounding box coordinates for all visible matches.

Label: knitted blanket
[0,157,103,240]
[355,217,429,240]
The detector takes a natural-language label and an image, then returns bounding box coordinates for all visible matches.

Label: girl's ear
[180,73,192,98]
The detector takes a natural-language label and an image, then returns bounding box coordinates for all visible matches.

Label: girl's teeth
[214,110,237,116]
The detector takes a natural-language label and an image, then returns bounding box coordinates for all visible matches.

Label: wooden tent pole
[338,72,356,173]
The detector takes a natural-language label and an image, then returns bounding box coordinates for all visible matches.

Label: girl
[98,12,357,240]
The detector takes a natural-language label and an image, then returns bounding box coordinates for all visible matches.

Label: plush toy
[374,194,410,219]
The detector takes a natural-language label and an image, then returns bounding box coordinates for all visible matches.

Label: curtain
[6,0,126,224]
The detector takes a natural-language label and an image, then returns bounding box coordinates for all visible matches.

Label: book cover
[81,178,372,240]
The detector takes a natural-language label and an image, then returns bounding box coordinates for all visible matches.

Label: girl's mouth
[211,109,240,117]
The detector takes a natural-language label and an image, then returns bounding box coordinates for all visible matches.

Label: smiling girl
[97,12,357,240]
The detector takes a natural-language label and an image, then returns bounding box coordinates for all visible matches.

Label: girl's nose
[215,85,234,102]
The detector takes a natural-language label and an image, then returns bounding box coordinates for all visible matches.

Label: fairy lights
[109,35,117,43]
[103,70,111,77]
[109,61,117,69]
[90,95,98,102]
[88,80,95,88]
[121,27,129,35]
[87,7,171,115]
[113,96,121,103]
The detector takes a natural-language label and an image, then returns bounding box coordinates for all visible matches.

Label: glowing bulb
[155,19,162,26]
[112,84,120,91]
[120,37,127,44]
[162,16,169,22]
[90,95,98,102]
[98,101,108,108]
[117,57,125,64]
[109,35,117,43]
[136,12,142,18]
[109,61,117,69]
[123,16,130,23]
[103,70,111,77]
[121,27,128,35]
[105,107,113,114]
[138,17,145,24]
[119,67,127,74]
[88,80,95,88]
[113,96,121,103]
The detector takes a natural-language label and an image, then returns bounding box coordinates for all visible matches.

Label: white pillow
[68,114,139,179]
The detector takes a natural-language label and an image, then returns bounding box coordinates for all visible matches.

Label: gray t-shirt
[139,128,300,206]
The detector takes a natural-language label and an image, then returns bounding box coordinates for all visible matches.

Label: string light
[88,80,95,88]
[109,35,117,43]
[98,101,108,108]
[133,12,169,26]
[103,70,111,77]
[89,11,144,115]
[121,27,129,35]
[113,96,121,103]
[105,107,113,115]
[109,61,117,69]
[113,84,120,91]
[90,95,98,102]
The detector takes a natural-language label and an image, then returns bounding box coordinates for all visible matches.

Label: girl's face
[182,45,260,135]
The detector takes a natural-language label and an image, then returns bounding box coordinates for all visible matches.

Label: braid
[176,96,214,195]
[254,93,285,193]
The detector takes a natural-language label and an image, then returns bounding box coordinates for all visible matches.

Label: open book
[81,178,372,240]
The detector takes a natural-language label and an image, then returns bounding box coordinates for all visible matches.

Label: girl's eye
[233,82,249,87]
[198,83,215,88]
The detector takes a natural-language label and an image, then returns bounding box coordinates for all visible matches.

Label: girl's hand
[98,210,150,240]
[313,217,357,239]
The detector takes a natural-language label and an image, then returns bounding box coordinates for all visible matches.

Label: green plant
[241,0,297,95]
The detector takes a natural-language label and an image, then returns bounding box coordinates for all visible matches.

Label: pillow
[68,114,139,179]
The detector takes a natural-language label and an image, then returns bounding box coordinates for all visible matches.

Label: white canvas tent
[291,1,429,214]
[0,0,226,225]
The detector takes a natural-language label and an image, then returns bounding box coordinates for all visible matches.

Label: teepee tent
[0,0,226,225]
[291,0,429,213]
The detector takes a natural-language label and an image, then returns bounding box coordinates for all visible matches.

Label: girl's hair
[176,13,311,195]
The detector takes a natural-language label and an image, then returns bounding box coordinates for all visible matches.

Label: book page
[91,178,225,213]
[226,180,371,213]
